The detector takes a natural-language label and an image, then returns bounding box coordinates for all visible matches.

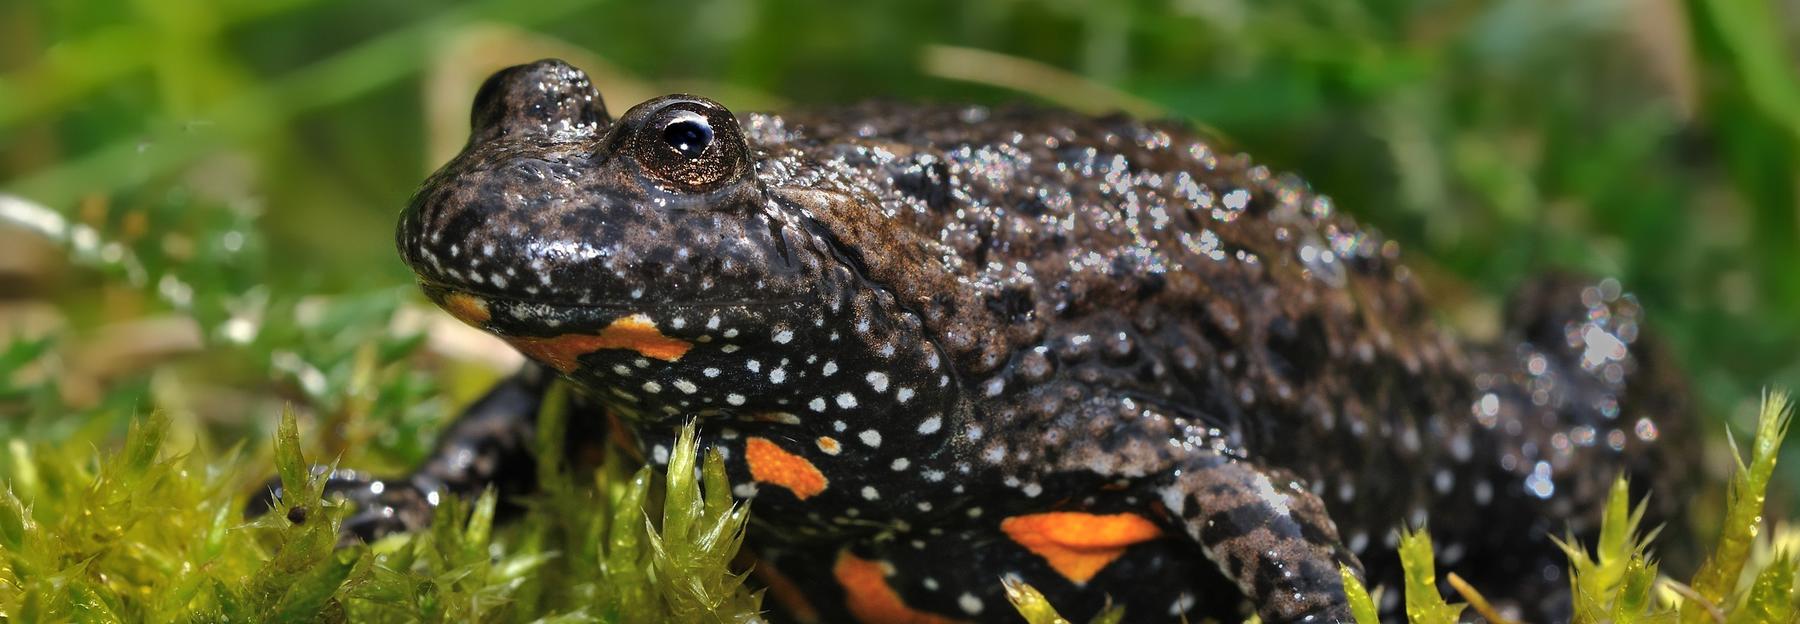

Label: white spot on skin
[833,420,848,432]
[809,397,827,412]
[1434,470,1454,494]
[642,381,662,394]
[1474,479,1494,505]
[774,329,793,344]
[958,593,984,615]
[1251,473,1292,517]
[652,445,669,464]
[703,367,720,378]
[896,387,914,404]
[891,458,910,471]
[822,361,838,376]
[866,372,889,392]
[1441,542,1466,565]
[723,328,738,338]
[732,483,757,498]
[726,394,746,406]
[770,368,786,383]
[918,415,942,435]
[859,430,882,448]
[673,379,697,394]
[922,577,939,591]
[1022,483,1043,497]
[923,470,945,482]
[1526,461,1556,499]
[747,360,761,373]
[861,486,880,501]
[836,392,858,409]
[1449,433,1473,463]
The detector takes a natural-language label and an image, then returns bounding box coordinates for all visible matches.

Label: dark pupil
[662,118,713,158]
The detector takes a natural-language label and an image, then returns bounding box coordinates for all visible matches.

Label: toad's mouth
[419,282,800,335]
[424,283,811,374]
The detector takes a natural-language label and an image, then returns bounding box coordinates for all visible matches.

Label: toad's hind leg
[249,364,571,540]
[1052,397,1362,622]
[1149,453,1362,623]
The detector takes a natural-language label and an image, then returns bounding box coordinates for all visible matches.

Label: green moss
[0,404,762,622]
[1336,391,1800,624]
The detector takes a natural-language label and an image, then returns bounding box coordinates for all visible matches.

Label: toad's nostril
[469,58,610,143]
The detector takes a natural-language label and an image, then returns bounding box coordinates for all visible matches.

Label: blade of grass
[3,0,609,207]
[1340,564,1380,624]
[1724,551,1794,624]
[1684,391,1794,623]
[1398,527,1464,624]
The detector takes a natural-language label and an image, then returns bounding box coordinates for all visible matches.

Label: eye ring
[661,114,714,159]
[623,97,747,192]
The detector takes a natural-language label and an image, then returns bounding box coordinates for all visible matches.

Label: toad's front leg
[249,364,577,540]
[1153,451,1361,622]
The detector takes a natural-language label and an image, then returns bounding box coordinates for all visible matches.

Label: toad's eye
[623,96,748,192]
[662,116,713,158]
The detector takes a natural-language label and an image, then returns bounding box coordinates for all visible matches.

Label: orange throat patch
[999,512,1163,584]
[501,313,693,373]
[744,437,828,500]
[833,551,965,624]
[440,291,492,324]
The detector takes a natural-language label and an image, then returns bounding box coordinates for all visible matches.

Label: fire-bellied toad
[271,59,1696,623]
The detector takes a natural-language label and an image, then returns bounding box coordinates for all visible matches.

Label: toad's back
[743,101,1693,614]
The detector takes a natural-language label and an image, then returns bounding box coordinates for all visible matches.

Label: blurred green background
[1,0,1797,504]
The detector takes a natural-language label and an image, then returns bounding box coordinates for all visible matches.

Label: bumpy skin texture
[311,59,1695,622]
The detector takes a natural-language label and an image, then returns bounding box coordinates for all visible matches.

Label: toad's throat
[436,291,692,372]
[506,318,693,372]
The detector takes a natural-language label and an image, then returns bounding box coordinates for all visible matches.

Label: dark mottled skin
[254,60,1695,623]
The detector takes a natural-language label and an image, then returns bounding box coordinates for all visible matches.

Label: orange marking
[503,313,693,373]
[745,437,828,500]
[816,436,842,455]
[753,558,822,623]
[441,292,492,324]
[834,550,965,624]
[999,512,1163,584]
